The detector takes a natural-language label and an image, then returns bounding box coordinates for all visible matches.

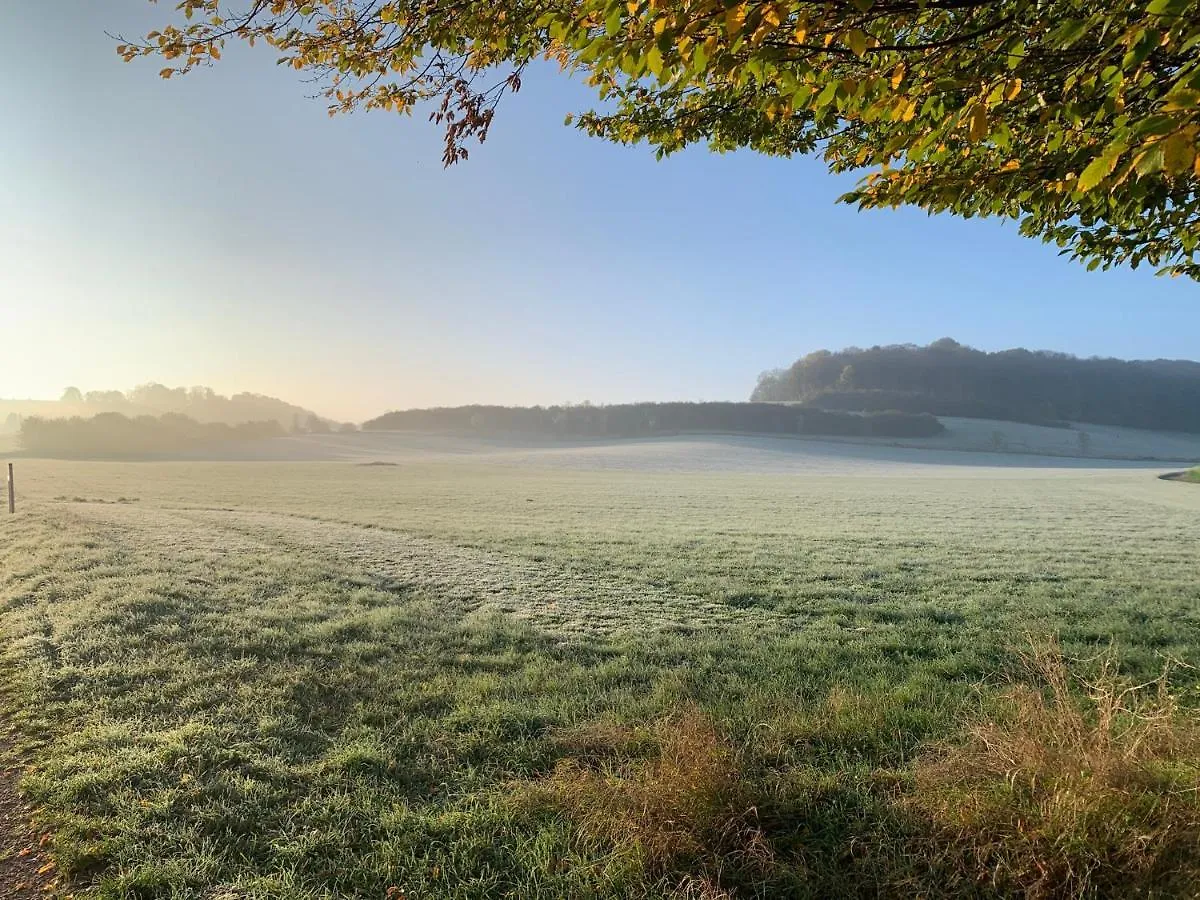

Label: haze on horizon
[3,3,1198,423]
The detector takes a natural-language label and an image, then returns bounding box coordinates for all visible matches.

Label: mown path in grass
[0,503,979,898]
[67,503,801,640]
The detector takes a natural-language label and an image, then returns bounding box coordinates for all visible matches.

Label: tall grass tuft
[911,640,1200,898]
[530,707,772,888]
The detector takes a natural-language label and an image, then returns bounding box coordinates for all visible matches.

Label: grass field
[1,435,1198,898]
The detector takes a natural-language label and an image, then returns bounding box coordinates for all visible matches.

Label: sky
[2,4,1197,422]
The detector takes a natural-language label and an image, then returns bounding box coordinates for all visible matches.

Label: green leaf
[845,29,868,58]
[814,81,838,108]
[1077,143,1124,191]
[646,45,663,76]
[1147,0,1186,15]
[1136,144,1165,175]
[605,5,622,37]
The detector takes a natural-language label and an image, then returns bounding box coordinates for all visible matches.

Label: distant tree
[750,368,792,402]
[306,414,332,435]
[84,390,128,407]
[60,387,83,404]
[337,422,360,434]
[129,383,187,410]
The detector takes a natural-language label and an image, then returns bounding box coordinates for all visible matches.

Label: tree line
[18,414,289,458]
[0,384,348,434]
[752,339,1200,433]
[363,402,944,439]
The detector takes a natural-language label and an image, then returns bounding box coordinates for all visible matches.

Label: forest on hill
[752,339,1200,433]
[363,402,944,439]
[0,384,347,435]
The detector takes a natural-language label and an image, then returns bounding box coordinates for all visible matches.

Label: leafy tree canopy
[122,1,1200,276]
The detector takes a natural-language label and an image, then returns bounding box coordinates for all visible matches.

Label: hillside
[752,339,1200,433]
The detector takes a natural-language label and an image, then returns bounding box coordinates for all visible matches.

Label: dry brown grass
[911,640,1200,898]
[532,707,773,884]
[522,649,1200,898]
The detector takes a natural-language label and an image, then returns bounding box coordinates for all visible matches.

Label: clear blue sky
[2,3,1196,421]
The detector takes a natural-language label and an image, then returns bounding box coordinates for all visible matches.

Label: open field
[9,416,1200,465]
[1,434,1199,897]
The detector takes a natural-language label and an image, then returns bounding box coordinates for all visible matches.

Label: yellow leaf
[890,63,906,89]
[626,1,638,12]
[969,104,988,141]
[725,5,746,37]
[653,17,666,36]
[1005,78,1022,101]
[1001,159,1020,171]
[901,99,917,122]
[793,25,807,43]
[159,68,173,78]
[1161,130,1196,176]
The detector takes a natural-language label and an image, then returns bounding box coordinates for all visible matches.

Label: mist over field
[1,336,1199,897]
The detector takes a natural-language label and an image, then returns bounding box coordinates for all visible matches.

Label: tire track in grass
[63,504,788,639]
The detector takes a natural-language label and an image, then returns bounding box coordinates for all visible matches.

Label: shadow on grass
[517,645,1200,899]
[3,518,1198,899]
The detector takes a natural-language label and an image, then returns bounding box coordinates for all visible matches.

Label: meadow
[1,434,1198,898]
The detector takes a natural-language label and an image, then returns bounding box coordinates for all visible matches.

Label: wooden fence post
[7,463,13,514]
